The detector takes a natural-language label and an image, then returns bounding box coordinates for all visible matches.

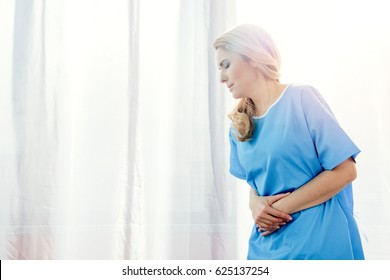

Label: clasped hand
[249,192,292,236]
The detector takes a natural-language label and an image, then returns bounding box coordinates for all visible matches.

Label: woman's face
[216,48,259,99]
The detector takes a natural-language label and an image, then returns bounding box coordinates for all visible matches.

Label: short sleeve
[229,128,246,179]
[301,86,361,170]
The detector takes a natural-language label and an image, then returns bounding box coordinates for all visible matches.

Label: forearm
[272,158,357,214]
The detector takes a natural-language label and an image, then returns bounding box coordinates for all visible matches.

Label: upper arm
[300,86,361,170]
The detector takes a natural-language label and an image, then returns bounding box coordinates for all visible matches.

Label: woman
[213,24,364,260]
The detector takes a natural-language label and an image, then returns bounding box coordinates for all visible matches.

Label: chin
[232,92,243,99]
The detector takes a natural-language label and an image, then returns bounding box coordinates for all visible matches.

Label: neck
[248,79,286,116]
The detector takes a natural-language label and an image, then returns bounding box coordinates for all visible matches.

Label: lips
[227,83,234,89]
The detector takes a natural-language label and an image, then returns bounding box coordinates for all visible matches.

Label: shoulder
[285,84,335,119]
[290,84,337,120]
[287,83,326,104]
[287,83,320,96]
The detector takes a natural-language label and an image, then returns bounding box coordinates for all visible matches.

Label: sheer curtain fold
[118,0,144,260]
[6,0,58,259]
[138,0,237,260]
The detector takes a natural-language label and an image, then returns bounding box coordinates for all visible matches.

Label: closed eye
[219,59,230,70]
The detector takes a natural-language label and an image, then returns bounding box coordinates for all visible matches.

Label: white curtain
[0,0,244,260]
[1,0,389,260]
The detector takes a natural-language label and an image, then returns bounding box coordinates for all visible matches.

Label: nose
[220,71,227,84]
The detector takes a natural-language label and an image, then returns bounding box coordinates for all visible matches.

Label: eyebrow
[218,59,228,69]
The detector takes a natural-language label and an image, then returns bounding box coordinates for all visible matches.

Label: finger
[255,217,285,229]
[257,222,280,231]
[260,226,280,232]
[259,213,287,224]
[256,218,281,228]
[255,218,275,227]
[267,206,292,221]
[261,224,280,236]
[260,224,283,236]
[257,226,271,233]
[255,206,291,224]
[261,230,276,237]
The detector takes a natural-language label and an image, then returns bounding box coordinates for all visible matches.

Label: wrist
[249,189,259,205]
[249,196,258,209]
[272,200,291,214]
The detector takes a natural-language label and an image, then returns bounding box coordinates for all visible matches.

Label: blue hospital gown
[229,84,364,260]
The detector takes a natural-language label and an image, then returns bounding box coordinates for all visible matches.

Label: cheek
[231,70,249,92]
[230,62,252,83]
[230,66,243,82]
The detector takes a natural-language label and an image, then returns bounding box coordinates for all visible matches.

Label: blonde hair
[213,24,281,141]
